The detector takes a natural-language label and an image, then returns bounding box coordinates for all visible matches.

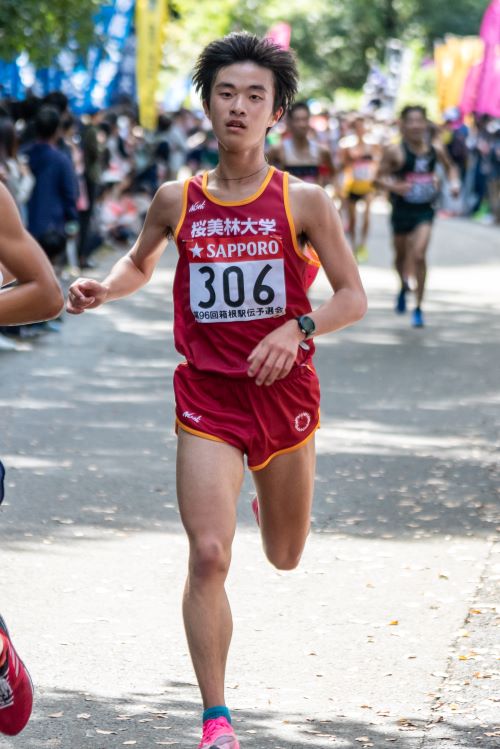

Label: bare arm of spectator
[0,183,64,324]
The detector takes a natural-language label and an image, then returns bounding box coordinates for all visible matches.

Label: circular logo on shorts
[294,411,311,432]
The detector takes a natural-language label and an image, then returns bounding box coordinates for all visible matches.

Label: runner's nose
[230,96,246,116]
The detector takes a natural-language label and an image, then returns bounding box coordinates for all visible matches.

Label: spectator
[0,117,34,223]
[167,109,189,178]
[488,121,500,225]
[24,105,78,268]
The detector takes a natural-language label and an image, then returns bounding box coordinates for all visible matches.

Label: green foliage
[0,0,487,101]
[227,0,486,97]
[412,0,486,45]
[0,0,100,66]
[396,41,440,119]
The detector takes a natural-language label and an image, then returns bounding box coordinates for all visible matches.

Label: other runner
[376,105,460,327]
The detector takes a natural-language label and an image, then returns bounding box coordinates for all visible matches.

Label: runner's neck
[206,163,271,202]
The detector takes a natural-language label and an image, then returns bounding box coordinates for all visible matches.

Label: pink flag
[479,0,500,44]
[475,45,500,116]
[266,22,291,50]
[460,62,482,114]
[475,0,500,115]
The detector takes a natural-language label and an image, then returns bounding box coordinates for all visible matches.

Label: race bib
[352,159,375,182]
[187,234,287,323]
[405,172,437,204]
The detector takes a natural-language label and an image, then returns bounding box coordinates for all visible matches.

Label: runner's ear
[203,100,211,121]
[269,107,283,128]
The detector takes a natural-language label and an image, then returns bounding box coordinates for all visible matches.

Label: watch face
[299,315,315,337]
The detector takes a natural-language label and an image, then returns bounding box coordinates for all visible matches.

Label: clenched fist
[66,278,108,315]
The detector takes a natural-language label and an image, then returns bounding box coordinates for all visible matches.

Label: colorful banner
[136,0,167,130]
[434,36,484,113]
[0,0,134,113]
[474,0,500,116]
[266,23,291,50]
[479,0,500,44]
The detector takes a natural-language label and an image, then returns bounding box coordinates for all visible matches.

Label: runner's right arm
[67,181,183,314]
[374,145,408,196]
[0,183,64,325]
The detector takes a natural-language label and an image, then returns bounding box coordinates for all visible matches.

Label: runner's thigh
[177,430,244,544]
[252,437,316,547]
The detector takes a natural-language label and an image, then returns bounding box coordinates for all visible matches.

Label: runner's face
[206,62,281,151]
[402,112,427,142]
[288,109,310,138]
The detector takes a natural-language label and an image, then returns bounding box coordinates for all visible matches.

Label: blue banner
[0,0,135,113]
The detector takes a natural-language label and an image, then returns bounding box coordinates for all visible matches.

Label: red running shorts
[174,362,320,471]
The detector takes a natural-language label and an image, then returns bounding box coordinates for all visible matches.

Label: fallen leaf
[77,713,91,720]
[96,729,117,735]
[123,743,137,746]
[389,620,399,626]
[49,712,64,718]
[355,737,370,743]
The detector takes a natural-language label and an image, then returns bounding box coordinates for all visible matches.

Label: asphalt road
[1,206,499,748]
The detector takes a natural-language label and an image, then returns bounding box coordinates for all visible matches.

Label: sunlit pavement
[1,211,499,748]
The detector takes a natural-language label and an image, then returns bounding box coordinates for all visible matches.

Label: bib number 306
[190,259,286,323]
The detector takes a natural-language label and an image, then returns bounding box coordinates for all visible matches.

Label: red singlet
[173,167,320,377]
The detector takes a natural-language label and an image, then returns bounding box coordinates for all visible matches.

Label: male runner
[376,105,460,327]
[268,101,335,187]
[340,115,380,262]
[67,33,366,749]
[268,101,335,288]
[0,182,64,735]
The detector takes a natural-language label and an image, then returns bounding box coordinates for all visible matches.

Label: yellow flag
[434,36,484,113]
[136,0,167,130]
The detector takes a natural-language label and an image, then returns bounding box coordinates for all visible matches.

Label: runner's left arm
[248,182,366,386]
[319,145,336,188]
[434,142,461,197]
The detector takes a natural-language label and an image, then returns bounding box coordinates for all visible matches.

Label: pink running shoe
[251,496,260,527]
[0,615,34,735]
[198,717,240,749]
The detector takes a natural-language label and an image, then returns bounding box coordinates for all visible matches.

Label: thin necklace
[213,163,269,181]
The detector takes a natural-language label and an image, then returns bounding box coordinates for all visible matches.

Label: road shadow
[0,679,497,749]
[1,238,499,549]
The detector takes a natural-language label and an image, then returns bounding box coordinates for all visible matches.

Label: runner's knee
[265,543,304,571]
[189,537,231,579]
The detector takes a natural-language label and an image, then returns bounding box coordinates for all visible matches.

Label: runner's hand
[247,319,304,386]
[67,278,108,314]
[390,180,411,197]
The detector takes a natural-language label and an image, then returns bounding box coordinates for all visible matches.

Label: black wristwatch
[296,315,316,340]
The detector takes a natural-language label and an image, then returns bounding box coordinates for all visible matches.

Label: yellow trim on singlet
[283,172,321,268]
[173,178,190,243]
[248,418,320,472]
[176,417,226,444]
[201,166,275,206]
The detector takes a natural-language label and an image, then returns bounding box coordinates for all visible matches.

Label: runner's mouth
[226,120,246,129]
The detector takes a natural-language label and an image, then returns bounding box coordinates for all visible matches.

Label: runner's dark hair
[288,100,310,118]
[192,32,298,118]
[400,105,427,121]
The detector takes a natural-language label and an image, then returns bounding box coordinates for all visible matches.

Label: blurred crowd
[0,90,498,348]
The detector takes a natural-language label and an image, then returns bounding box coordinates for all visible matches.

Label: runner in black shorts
[376,105,460,327]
